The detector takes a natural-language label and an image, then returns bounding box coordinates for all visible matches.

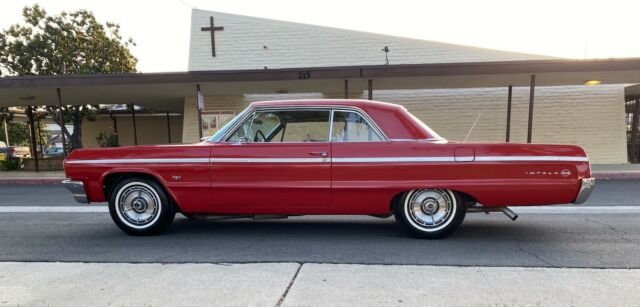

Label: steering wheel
[254,130,266,142]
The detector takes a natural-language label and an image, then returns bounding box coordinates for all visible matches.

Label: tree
[0,5,137,149]
[0,107,12,144]
[7,122,29,146]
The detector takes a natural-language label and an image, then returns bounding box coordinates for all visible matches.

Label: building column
[130,103,138,145]
[196,84,204,139]
[26,106,39,172]
[166,111,172,144]
[527,75,536,143]
[56,88,67,157]
[631,99,640,163]
[36,118,44,154]
[344,79,349,99]
[3,118,9,145]
[506,85,513,142]
[110,111,119,146]
[367,79,373,100]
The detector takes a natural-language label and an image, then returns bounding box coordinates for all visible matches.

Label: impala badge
[560,169,571,177]
[172,175,182,180]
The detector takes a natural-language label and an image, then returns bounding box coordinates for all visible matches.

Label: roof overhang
[2,58,640,112]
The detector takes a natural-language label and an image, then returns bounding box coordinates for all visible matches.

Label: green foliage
[96,131,119,147]
[0,107,12,122]
[0,156,23,171]
[0,5,137,76]
[6,122,29,146]
[1,122,50,147]
[0,5,138,149]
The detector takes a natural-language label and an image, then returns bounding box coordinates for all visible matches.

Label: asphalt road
[0,181,638,268]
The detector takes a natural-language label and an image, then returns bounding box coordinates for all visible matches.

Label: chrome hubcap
[407,189,453,228]
[118,184,159,226]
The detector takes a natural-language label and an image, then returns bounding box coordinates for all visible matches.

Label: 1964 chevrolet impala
[63,99,595,238]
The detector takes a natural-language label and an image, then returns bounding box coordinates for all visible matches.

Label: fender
[98,167,180,206]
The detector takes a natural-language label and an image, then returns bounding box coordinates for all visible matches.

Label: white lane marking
[65,155,589,164]
[510,206,640,214]
[0,206,639,214]
[0,206,108,213]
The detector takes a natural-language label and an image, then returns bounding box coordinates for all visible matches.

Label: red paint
[64,100,591,214]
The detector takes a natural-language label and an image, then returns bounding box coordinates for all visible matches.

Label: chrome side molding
[574,177,596,204]
[62,179,89,204]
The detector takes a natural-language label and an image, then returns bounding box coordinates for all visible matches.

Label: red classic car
[63,99,595,238]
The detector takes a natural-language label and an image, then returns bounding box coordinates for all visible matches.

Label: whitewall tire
[108,178,175,236]
[393,189,465,239]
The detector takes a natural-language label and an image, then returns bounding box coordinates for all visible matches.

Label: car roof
[249,99,403,112]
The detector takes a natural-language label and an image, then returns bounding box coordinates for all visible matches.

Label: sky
[1,0,639,72]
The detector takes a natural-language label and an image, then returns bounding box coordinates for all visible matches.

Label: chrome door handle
[309,151,328,157]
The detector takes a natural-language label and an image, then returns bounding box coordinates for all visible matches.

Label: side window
[227,114,253,143]
[331,111,383,142]
[227,110,330,143]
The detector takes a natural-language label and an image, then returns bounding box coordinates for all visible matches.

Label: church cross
[201,16,224,57]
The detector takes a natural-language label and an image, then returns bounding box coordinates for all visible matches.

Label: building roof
[2,58,640,111]
[188,9,553,71]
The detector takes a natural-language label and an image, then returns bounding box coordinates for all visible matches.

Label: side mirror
[237,136,249,144]
[200,136,209,141]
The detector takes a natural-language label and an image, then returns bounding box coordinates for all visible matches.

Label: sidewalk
[1,262,638,306]
[1,164,639,185]
[591,163,640,179]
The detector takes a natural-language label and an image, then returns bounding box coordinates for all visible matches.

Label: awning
[2,58,640,112]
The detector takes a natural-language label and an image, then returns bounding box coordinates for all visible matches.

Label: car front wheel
[108,178,175,236]
[393,188,465,239]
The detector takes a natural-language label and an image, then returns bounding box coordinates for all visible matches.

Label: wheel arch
[388,188,478,213]
[101,169,181,210]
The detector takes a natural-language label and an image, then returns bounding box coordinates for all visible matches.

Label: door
[329,110,392,214]
[211,108,332,214]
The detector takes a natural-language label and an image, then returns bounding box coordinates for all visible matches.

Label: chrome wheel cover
[404,189,456,232]
[115,182,162,229]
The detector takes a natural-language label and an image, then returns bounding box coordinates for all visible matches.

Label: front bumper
[62,179,89,204]
[573,177,595,204]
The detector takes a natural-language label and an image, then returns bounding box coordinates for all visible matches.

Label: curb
[592,172,640,180]
[0,179,64,185]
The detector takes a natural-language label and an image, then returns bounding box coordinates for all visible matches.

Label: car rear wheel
[108,178,175,236]
[393,188,465,239]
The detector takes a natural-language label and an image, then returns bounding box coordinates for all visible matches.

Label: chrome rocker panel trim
[62,179,89,204]
[574,177,595,204]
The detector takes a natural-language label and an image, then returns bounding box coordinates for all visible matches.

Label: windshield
[207,107,252,142]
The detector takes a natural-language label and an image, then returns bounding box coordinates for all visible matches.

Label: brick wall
[189,9,549,71]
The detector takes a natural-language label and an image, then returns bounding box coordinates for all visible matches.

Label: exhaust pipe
[501,207,518,221]
[466,205,518,221]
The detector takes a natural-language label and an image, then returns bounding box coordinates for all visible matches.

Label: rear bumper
[62,179,89,204]
[573,177,595,204]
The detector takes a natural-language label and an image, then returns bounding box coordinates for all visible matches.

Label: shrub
[0,156,23,170]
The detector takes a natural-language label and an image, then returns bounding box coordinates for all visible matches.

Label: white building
[181,9,628,164]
